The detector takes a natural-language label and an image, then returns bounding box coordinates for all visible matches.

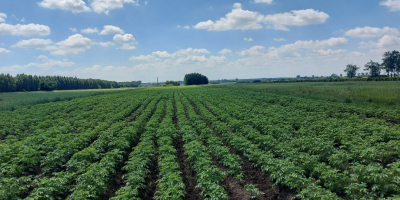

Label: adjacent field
[0,84,399,199]
[0,87,137,111]
[230,81,400,108]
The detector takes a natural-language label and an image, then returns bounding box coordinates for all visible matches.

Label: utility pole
[157,77,158,86]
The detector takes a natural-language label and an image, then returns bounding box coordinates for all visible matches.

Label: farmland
[1,84,399,199]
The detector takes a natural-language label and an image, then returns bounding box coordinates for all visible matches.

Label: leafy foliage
[183,73,209,85]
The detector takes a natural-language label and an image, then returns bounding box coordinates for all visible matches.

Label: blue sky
[1,0,400,82]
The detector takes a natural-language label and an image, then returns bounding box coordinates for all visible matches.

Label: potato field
[1,85,399,199]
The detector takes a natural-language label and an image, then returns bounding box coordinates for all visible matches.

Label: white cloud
[359,35,400,49]
[264,9,329,31]
[0,13,7,22]
[219,48,232,54]
[20,18,25,22]
[237,46,266,56]
[194,3,265,31]
[237,37,348,58]
[11,34,95,55]
[118,44,136,50]
[253,0,273,4]
[345,26,399,38]
[99,41,115,47]
[113,34,136,50]
[194,3,329,31]
[91,0,138,14]
[274,38,286,41]
[313,49,347,56]
[81,28,99,34]
[380,0,400,11]
[70,27,77,32]
[0,23,51,37]
[113,33,135,43]
[99,25,124,35]
[129,48,211,61]
[183,25,190,29]
[177,25,181,28]
[244,37,254,41]
[11,38,55,51]
[0,48,11,53]
[52,34,94,55]
[266,37,348,57]
[38,0,91,13]
[1,55,75,73]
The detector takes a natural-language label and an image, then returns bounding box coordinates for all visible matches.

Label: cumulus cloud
[113,34,136,50]
[237,37,348,58]
[52,34,94,55]
[0,47,11,53]
[345,26,399,38]
[38,0,91,13]
[81,28,98,34]
[129,48,212,61]
[99,41,115,47]
[219,48,232,54]
[194,3,265,31]
[237,46,266,56]
[264,9,329,31]
[313,49,347,56]
[380,0,400,11]
[359,35,400,49]
[244,37,254,41]
[0,13,7,23]
[266,37,348,57]
[0,55,75,73]
[11,34,95,55]
[11,38,55,51]
[91,0,138,14]
[0,23,50,37]
[70,27,77,32]
[274,38,286,41]
[253,0,273,4]
[99,25,124,35]
[194,3,329,31]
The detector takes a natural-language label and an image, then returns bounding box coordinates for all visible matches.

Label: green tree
[364,60,381,77]
[39,79,57,91]
[183,73,209,85]
[344,64,359,78]
[381,50,400,77]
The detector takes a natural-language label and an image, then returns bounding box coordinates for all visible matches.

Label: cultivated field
[0,84,399,199]
[0,88,137,111]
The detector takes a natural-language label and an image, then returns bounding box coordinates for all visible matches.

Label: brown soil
[174,136,203,200]
[137,154,159,200]
[173,93,202,200]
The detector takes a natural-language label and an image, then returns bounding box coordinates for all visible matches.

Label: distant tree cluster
[345,50,400,78]
[183,73,209,85]
[0,73,139,93]
[163,80,180,86]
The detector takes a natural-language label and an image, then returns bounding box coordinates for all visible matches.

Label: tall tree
[381,50,400,77]
[184,73,209,85]
[344,64,359,78]
[364,60,381,77]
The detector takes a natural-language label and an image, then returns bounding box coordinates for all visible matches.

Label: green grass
[0,88,137,111]
[224,81,400,108]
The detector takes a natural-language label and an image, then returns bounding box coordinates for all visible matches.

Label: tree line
[0,73,140,93]
[345,50,400,78]
[183,73,209,85]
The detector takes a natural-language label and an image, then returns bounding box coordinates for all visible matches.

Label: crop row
[175,93,229,200]
[1,94,154,199]
[153,94,185,200]
[182,87,400,199]
[111,97,166,199]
